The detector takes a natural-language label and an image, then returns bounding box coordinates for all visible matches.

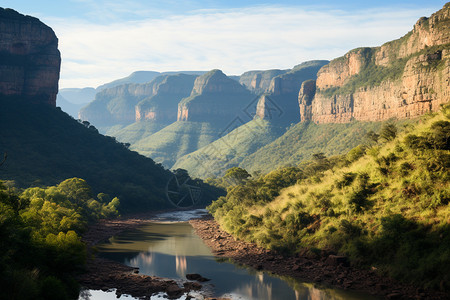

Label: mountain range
[72,3,449,179]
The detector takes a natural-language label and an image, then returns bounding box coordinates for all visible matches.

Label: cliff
[254,61,329,124]
[239,69,287,94]
[301,3,450,123]
[177,69,254,124]
[79,76,168,127]
[0,8,60,106]
[135,74,197,123]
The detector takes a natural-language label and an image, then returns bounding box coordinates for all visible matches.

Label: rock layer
[254,61,329,124]
[239,69,287,94]
[0,8,60,106]
[177,70,254,124]
[79,81,161,127]
[301,4,450,124]
[135,74,197,123]
[79,74,197,127]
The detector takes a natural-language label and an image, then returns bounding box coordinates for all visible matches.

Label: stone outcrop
[0,8,60,106]
[79,74,196,127]
[301,3,450,123]
[298,79,316,121]
[79,80,161,127]
[177,69,254,124]
[254,61,328,124]
[135,74,197,123]
[239,69,287,94]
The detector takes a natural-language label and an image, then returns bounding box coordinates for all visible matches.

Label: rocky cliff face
[177,70,254,124]
[254,61,329,124]
[301,3,450,123]
[0,8,60,106]
[79,76,167,127]
[239,69,287,94]
[298,79,316,121]
[135,74,197,123]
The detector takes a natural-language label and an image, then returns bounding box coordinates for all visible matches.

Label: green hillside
[108,121,167,145]
[0,96,172,212]
[240,121,389,174]
[208,105,450,290]
[173,119,287,178]
[131,121,223,167]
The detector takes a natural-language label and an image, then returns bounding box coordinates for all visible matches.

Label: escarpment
[301,3,450,123]
[177,69,254,124]
[79,74,197,127]
[254,61,328,124]
[239,69,287,94]
[79,80,162,127]
[135,74,197,123]
[0,8,60,106]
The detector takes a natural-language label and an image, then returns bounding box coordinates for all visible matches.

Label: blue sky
[2,1,448,88]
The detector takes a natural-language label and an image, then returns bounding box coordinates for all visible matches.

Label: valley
[0,2,449,300]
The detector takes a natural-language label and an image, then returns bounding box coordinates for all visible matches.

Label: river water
[79,210,380,300]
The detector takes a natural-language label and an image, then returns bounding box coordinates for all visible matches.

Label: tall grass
[208,104,450,290]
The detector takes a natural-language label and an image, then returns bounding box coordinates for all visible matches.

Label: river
[79,210,380,300]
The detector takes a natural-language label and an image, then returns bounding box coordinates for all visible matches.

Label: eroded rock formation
[254,61,328,124]
[135,74,197,122]
[239,69,287,94]
[301,3,450,123]
[177,69,254,124]
[79,74,196,127]
[0,8,61,106]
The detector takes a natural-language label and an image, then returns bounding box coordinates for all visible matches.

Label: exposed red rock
[300,4,450,124]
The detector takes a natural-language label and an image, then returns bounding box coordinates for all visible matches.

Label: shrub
[380,123,397,141]
[335,172,357,188]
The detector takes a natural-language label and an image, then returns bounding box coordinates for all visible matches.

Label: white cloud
[45,5,430,88]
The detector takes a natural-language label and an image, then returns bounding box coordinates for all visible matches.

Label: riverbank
[78,210,211,299]
[190,215,449,300]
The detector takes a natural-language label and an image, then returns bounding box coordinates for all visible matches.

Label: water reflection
[97,222,379,300]
[176,255,187,277]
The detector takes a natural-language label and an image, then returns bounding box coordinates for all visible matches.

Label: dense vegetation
[208,105,450,290]
[0,178,119,299]
[0,96,173,212]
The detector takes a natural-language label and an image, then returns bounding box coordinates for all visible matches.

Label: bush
[379,123,397,141]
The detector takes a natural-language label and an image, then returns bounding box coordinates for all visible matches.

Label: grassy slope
[131,121,223,168]
[0,97,172,212]
[173,119,287,178]
[209,105,450,289]
[108,120,169,145]
[240,121,390,174]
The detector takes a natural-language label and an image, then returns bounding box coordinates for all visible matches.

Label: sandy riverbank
[189,215,449,300]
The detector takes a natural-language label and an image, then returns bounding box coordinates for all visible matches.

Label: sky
[2,1,448,89]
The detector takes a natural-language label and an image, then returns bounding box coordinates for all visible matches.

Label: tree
[224,167,251,185]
